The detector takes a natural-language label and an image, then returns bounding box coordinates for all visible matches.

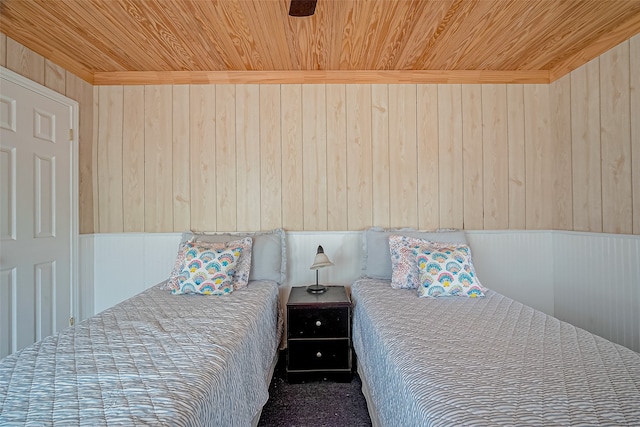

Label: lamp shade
[310,245,333,270]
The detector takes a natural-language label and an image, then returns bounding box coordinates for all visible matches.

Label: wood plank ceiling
[2,0,640,84]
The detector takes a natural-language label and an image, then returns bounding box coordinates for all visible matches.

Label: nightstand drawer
[287,339,350,371]
[288,307,349,338]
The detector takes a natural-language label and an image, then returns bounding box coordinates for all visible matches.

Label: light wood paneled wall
[2,34,639,235]
[91,81,559,232]
[557,35,640,235]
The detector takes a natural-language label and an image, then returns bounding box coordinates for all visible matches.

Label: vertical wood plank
[0,33,6,67]
[302,85,328,230]
[438,84,464,229]
[524,84,552,229]
[482,85,509,229]
[506,85,526,229]
[281,85,304,230]
[600,42,632,234]
[190,85,216,232]
[92,86,100,232]
[44,60,66,94]
[97,86,124,232]
[326,84,348,230]
[550,75,573,230]
[417,85,440,230]
[6,37,45,85]
[371,84,390,228]
[215,85,237,231]
[571,60,602,232]
[65,72,94,234]
[259,84,282,230]
[144,85,173,232]
[461,85,483,230]
[630,35,640,234]
[346,84,373,230]
[236,84,261,231]
[172,85,191,232]
[389,85,418,228]
[122,86,145,232]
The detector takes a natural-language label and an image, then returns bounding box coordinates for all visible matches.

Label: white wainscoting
[89,233,180,314]
[284,231,363,288]
[79,230,640,353]
[466,231,555,315]
[552,231,640,353]
[78,235,94,322]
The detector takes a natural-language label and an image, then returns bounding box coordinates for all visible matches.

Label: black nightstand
[286,285,352,382]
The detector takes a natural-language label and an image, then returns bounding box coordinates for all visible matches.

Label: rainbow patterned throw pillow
[171,242,243,296]
[414,241,486,298]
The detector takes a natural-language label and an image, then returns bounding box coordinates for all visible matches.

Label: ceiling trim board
[92,70,550,85]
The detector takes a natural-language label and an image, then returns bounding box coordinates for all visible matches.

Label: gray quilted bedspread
[0,280,282,426]
[351,278,640,426]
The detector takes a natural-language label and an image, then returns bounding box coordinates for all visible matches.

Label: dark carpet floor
[258,352,373,427]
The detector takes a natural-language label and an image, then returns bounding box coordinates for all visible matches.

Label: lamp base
[306,284,327,294]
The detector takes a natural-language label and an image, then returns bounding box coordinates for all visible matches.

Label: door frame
[1,66,79,325]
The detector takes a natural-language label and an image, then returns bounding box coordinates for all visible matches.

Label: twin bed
[2,227,639,426]
[352,279,640,426]
[0,229,286,426]
[352,227,640,426]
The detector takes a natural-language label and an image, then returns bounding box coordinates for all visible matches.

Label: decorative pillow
[414,241,486,298]
[167,237,252,290]
[180,229,286,284]
[389,235,426,289]
[362,227,468,280]
[170,243,243,295]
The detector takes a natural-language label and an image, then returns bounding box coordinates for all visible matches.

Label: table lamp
[307,245,333,294]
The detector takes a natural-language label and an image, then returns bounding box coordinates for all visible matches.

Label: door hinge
[69,129,74,140]
[69,316,75,326]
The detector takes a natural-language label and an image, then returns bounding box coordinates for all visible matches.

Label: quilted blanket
[352,278,640,426]
[0,280,282,426]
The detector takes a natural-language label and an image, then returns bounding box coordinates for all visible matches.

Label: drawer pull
[315,320,322,327]
[316,352,322,358]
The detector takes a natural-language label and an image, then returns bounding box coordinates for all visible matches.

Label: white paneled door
[0,68,77,358]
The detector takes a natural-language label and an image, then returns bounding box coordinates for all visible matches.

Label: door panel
[0,73,73,358]
[0,267,17,357]
[0,145,16,240]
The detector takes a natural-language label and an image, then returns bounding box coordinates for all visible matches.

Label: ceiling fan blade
[289,0,317,17]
